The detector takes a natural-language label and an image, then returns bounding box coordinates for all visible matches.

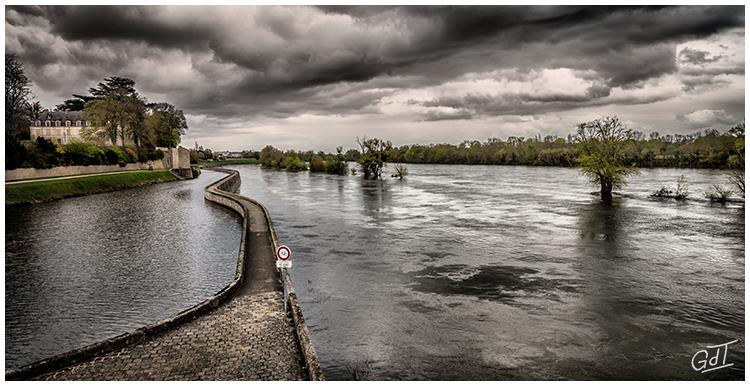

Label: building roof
[36,111,85,121]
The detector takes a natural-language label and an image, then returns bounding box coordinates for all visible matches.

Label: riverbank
[5,170,178,205]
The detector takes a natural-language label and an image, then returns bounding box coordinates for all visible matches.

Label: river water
[5,170,241,369]
[231,164,744,380]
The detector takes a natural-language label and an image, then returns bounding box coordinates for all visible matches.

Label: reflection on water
[5,170,242,368]
[232,164,744,380]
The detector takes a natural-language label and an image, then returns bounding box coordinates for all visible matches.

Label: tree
[6,54,32,139]
[576,116,638,198]
[55,98,87,111]
[81,77,148,145]
[728,122,744,195]
[356,136,392,179]
[145,102,188,147]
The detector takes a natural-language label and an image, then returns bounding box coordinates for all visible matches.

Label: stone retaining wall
[5,161,167,182]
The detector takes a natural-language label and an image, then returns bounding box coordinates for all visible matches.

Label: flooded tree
[575,116,638,198]
[356,136,392,179]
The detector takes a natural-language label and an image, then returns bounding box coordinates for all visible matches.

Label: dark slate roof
[36,111,85,121]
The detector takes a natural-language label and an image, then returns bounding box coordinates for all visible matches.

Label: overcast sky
[5,5,745,151]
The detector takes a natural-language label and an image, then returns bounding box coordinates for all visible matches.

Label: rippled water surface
[5,170,241,368]
[232,164,744,380]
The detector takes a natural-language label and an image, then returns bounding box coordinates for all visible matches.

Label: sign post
[275,245,292,313]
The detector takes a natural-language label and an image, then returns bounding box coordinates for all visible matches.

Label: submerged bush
[282,153,306,172]
[652,175,689,200]
[391,163,408,180]
[309,154,326,172]
[705,184,734,203]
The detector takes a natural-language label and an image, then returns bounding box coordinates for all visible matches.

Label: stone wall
[5,161,167,182]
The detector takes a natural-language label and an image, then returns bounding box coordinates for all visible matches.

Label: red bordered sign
[276,245,292,261]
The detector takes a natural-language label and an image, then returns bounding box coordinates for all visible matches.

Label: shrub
[63,141,105,166]
[391,163,408,180]
[22,137,62,169]
[325,146,349,175]
[124,147,139,163]
[148,148,165,161]
[705,184,734,203]
[260,145,284,168]
[111,146,132,164]
[652,175,689,200]
[282,153,306,172]
[310,155,326,172]
[104,149,120,165]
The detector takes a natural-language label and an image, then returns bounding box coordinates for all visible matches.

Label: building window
[55,120,61,127]
[45,121,51,127]
[76,120,82,126]
[35,121,41,127]
[65,120,71,127]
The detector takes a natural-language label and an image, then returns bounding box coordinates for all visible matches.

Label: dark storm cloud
[5,5,744,125]
[14,5,214,49]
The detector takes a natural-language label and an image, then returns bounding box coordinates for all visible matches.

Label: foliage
[308,147,349,175]
[22,137,63,169]
[382,126,743,170]
[6,54,33,140]
[67,76,188,147]
[260,145,284,168]
[3,137,163,170]
[727,122,744,195]
[309,154,326,172]
[281,153,306,172]
[357,136,392,179]
[62,141,106,166]
[652,175,689,200]
[5,134,27,170]
[145,102,188,147]
[575,116,638,196]
[705,184,734,203]
[6,170,177,205]
[392,164,408,180]
[197,158,261,167]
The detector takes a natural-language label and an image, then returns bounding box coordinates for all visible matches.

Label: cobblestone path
[35,203,307,380]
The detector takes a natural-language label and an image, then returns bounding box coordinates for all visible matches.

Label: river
[230,164,744,380]
[5,170,242,369]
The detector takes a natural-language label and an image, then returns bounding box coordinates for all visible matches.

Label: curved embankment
[6,168,323,381]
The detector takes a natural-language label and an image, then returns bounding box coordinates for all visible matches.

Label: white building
[29,111,89,145]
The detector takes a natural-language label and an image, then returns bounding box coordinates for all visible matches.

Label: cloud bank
[5,5,745,150]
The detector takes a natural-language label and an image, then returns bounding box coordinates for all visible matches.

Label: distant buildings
[216,151,245,159]
[29,111,89,145]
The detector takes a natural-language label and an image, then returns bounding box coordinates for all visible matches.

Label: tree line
[384,125,743,169]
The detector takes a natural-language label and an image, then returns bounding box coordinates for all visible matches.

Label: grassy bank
[5,170,178,205]
[197,158,261,168]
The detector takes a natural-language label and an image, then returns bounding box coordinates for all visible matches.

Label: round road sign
[276,245,292,260]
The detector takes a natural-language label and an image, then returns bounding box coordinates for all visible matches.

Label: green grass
[5,170,178,205]
[197,158,261,167]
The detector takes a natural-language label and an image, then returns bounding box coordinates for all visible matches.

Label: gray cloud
[4,5,745,149]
